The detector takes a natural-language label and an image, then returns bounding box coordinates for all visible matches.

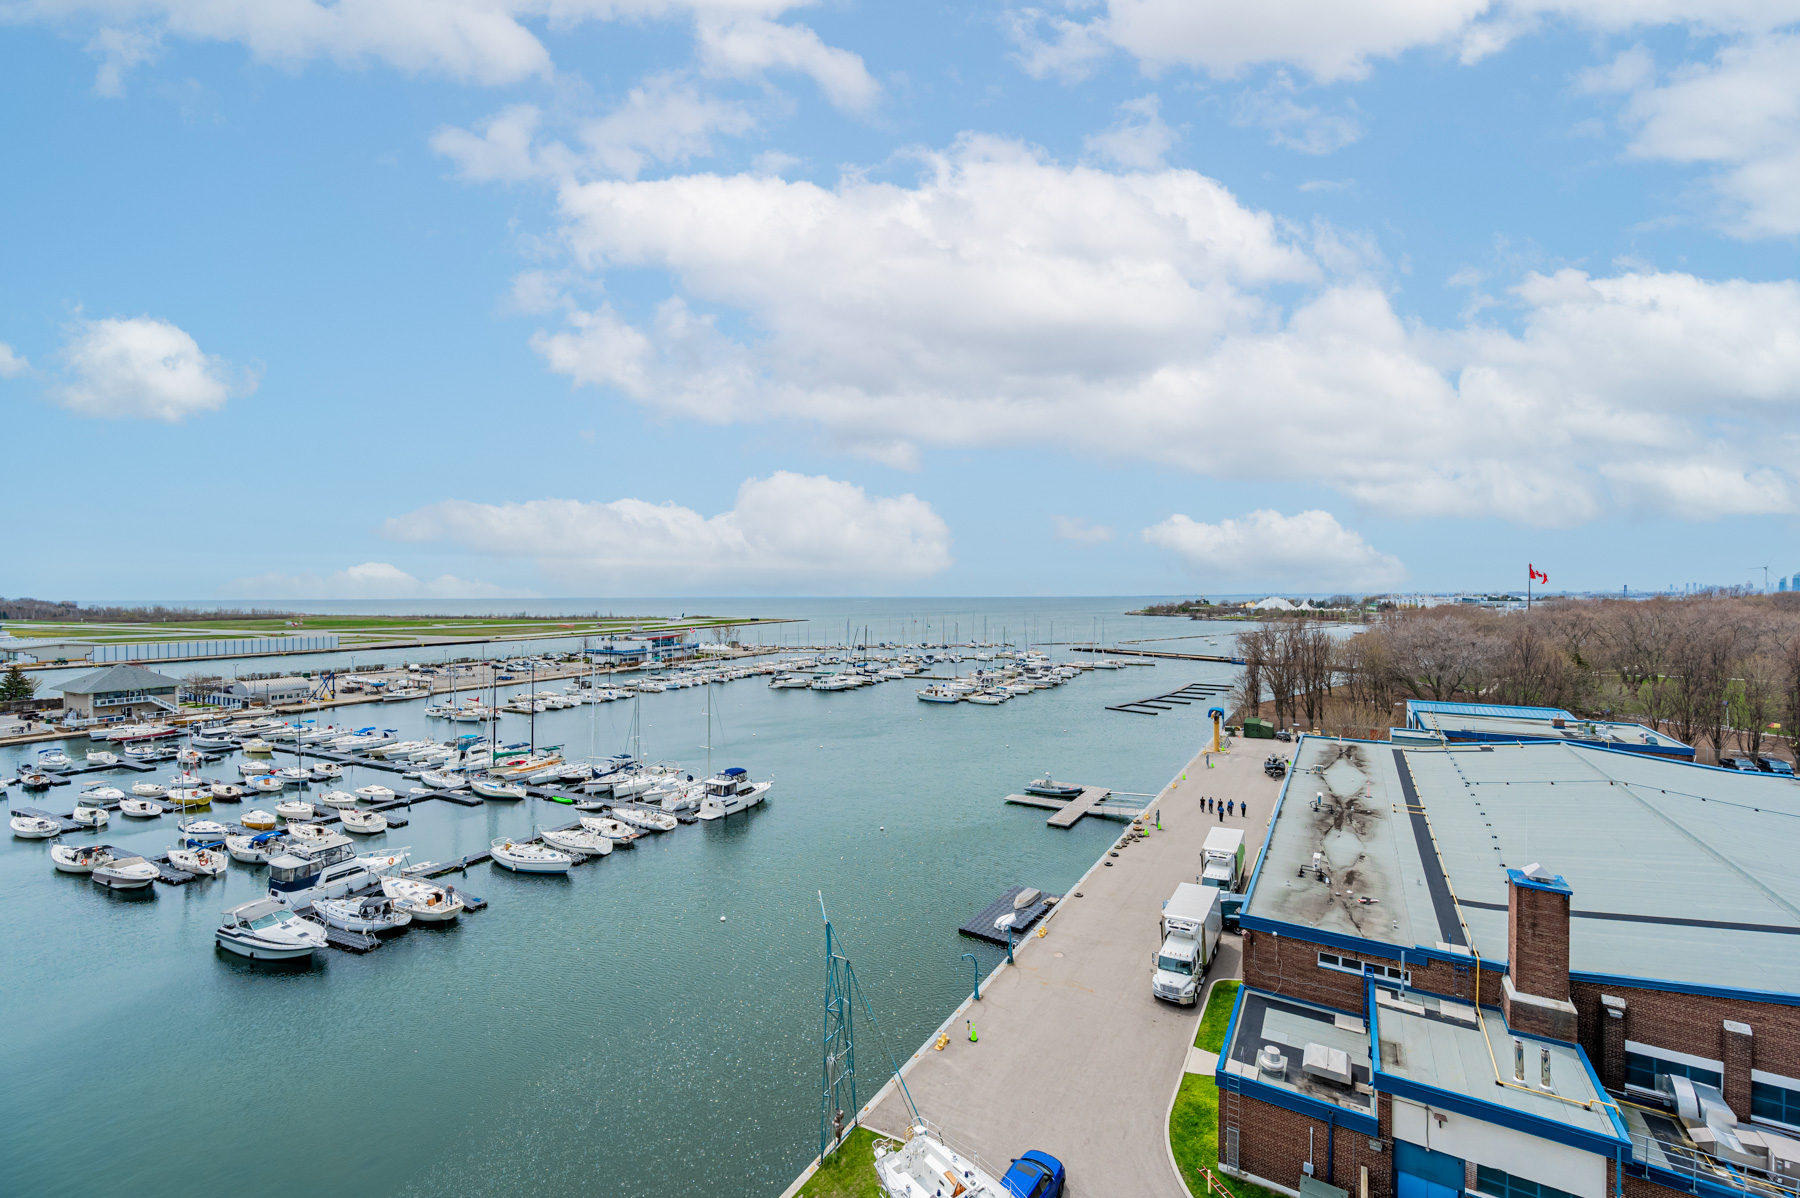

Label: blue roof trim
[1211,1066,1382,1138]
[1240,741,1299,912]
[1218,982,1248,1071]
[1366,980,1628,1156]
[1236,916,1499,975]
[1409,699,1572,722]
[1421,727,1695,759]
[1627,1157,1770,1198]
[1570,971,1800,1008]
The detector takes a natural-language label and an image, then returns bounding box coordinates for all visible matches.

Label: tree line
[1234,593,1800,761]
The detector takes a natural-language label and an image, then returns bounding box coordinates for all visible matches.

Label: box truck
[1153,883,1221,1005]
[1201,827,1246,891]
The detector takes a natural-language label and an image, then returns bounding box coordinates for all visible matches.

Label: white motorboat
[309,762,343,781]
[167,771,204,790]
[612,805,678,833]
[490,837,574,874]
[241,738,272,755]
[37,748,71,769]
[314,895,411,934]
[132,782,169,799]
[249,775,285,795]
[352,785,395,803]
[579,816,639,843]
[92,855,161,890]
[417,770,467,791]
[696,768,772,821]
[810,674,857,692]
[79,784,126,803]
[874,1126,1012,1198]
[285,823,336,844]
[209,783,245,802]
[318,791,359,809]
[351,847,410,872]
[12,813,62,838]
[169,845,228,877]
[51,843,115,874]
[471,777,527,800]
[340,808,388,835]
[273,767,309,784]
[965,692,1006,705]
[119,798,164,818]
[379,875,464,922]
[216,897,325,960]
[225,832,282,864]
[190,733,235,750]
[536,824,614,857]
[165,787,212,809]
[86,750,120,766]
[69,799,110,830]
[241,808,278,830]
[267,835,375,906]
[768,673,813,688]
[275,800,315,821]
[916,685,960,704]
[177,817,230,845]
[239,762,276,778]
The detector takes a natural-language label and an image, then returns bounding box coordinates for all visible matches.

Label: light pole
[961,952,981,1002]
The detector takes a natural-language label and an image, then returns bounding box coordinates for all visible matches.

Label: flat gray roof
[1245,738,1800,998]
[1221,988,1375,1121]
[1372,986,1620,1143]
[1410,706,1689,753]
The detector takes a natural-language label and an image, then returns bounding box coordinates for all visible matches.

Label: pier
[839,747,1282,1198]
[1003,785,1147,826]
[1072,646,1244,664]
[1107,680,1233,716]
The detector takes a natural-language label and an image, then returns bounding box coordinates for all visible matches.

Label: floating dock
[1072,646,1243,664]
[1003,785,1146,826]
[1107,680,1233,716]
[958,884,1059,944]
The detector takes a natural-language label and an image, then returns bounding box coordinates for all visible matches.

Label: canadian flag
[1529,565,1549,584]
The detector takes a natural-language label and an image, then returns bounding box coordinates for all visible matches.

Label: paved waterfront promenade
[857,741,1289,1198]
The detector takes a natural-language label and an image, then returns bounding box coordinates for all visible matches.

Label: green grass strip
[1170,980,1280,1198]
[794,1125,906,1198]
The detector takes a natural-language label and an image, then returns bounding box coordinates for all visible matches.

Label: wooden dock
[1003,786,1146,826]
[1107,680,1233,716]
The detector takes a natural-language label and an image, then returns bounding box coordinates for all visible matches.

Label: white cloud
[223,561,516,600]
[1052,515,1114,544]
[1084,94,1179,169]
[1142,509,1406,588]
[522,137,1800,525]
[383,472,952,591]
[1233,73,1362,154]
[432,78,757,185]
[1008,1,1800,84]
[55,316,254,421]
[0,343,29,378]
[694,15,879,111]
[28,2,872,99]
[1606,33,1800,237]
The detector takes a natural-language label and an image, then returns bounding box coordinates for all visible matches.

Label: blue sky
[4,1,1800,600]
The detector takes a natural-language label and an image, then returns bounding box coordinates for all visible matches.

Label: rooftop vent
[1302,1042,1352,1087]
[1257,1046,1288,1078]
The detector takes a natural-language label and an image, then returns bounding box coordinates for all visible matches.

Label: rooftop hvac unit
[1257,1046,1288,1079]
[1302,1042,1352,1087]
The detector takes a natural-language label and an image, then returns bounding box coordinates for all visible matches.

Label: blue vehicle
[1756,756,1796,776]
[1000,1151,1064,1198]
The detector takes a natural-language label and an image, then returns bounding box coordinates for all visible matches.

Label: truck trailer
[1152,883,1222,1005]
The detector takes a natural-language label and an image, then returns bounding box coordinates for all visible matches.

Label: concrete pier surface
[857,742,1289,1198]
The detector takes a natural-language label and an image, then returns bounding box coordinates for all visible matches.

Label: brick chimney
[1502,864,1579,1042]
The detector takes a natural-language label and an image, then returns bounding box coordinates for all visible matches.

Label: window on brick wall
[1474,1165,1578,1198]
[1626,1051,1722,1092]
[1752,1081,1800,1130]
[1318,951,1409,983]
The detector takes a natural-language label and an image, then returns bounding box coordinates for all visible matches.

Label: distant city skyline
[4,4,1800,597]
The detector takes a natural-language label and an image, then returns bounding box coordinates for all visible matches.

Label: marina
[0,599,1241,1198]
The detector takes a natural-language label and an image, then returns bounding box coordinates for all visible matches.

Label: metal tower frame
[821,893,858,1162]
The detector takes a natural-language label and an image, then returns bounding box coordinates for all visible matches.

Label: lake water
[1,601,1243,1198]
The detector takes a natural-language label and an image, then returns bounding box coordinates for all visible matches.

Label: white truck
[1201,827,1246,891]
[1152,883,1222,1005]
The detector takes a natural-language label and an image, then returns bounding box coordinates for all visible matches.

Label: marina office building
[52,664,183,720]
[1218,734,1799,1198]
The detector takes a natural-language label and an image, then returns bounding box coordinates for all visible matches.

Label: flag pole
[1528,565,1532,611]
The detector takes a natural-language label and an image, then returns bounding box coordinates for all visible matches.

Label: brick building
[1217,735,1800,1198]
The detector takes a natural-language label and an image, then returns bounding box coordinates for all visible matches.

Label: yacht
[267,834,375,906]
[36,748,71,770]
[489,837,574,874]
[696,768,772,821]
[916,685,960,704]
[536,825,614,857]
[471,777,527,800]
[215,898,326,960]
[379,875,464,922]
[189,733,236,751]
[314,895,411,934]
[612,805,678,833]
[51,843,115,874]
[768,673,813,689]
[92,855,160,890]
[874,1126,1013,1198]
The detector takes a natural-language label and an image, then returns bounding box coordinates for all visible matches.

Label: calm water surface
[2,603,1241,1198]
